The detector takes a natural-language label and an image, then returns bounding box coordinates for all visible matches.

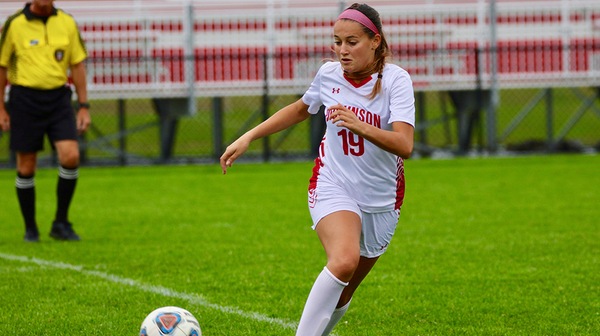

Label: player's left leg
[320,256,378,336]
[337,255,379,306]
[321,209,400,335]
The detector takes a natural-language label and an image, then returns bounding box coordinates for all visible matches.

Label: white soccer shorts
[308,181,400,258]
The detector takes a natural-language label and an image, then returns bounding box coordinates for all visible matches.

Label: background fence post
[417,91,427,149]
[118,98,127,165]
[212,97,224,161]
[487,0,499,153]
[184,0,196,116]
[262,54,271,162]
[545,88,554,151]
[310,105,326,158]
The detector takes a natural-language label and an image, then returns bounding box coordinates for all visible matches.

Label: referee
[0,0,91,242]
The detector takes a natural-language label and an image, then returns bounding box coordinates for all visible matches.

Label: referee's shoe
[50,221,81,241]
[24,227,40,243]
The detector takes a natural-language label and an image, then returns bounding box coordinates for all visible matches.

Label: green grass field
[0,154,598,335]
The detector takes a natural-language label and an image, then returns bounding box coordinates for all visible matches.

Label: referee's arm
[0,66,9,132]
[70,62,91,133]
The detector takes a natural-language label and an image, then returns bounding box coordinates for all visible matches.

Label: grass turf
[0,154,598,335]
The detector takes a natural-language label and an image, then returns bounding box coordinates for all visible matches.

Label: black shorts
[7,85,77,152]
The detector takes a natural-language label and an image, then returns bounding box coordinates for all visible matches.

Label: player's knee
[328,253,360,281]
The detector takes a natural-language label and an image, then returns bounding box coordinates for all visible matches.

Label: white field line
[0,252,299,331]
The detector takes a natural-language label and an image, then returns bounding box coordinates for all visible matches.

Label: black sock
[16,173,36,231]
[55,166,78,223]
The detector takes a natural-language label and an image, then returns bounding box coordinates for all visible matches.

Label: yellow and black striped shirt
[0,4,87,90]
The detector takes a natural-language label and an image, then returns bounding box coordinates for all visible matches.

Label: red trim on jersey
[308,156,323,192]
[395,157,406,210]
[308,156,323,208]
[343,73,373,88]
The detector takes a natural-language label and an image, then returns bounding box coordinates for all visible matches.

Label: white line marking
[0,252,298,331]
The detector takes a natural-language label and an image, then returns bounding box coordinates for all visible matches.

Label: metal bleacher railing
[3,0,596,95]
[1,0,599,166]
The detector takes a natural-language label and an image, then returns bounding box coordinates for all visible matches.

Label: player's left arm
[70,61,91,134]
[366,121,414,159]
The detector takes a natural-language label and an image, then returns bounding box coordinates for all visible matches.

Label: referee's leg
[50,139,81,240]
[15,152,39,241]
[55,139,80,168]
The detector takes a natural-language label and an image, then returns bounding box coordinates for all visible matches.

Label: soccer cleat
[24,228,40,242]
[49,221,80,241]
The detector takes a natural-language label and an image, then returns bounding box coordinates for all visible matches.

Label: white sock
[296,267,348,336]
[321,298,352,336]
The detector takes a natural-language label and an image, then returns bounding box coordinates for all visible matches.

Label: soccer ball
[139,306,201,336]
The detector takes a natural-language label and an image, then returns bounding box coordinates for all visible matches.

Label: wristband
[77,102,90,109]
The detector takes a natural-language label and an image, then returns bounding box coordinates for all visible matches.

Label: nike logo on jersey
[30,39,39,46]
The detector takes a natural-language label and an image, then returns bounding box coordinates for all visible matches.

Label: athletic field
[0,154,598,335]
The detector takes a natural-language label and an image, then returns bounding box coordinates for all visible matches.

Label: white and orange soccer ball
[139,306,201,336]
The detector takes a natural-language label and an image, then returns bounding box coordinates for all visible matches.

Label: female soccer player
[220,3,415,335]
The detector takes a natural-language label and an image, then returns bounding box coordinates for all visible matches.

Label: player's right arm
[220,98,310,174]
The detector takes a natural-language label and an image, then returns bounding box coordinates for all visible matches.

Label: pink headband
[337,9,379,35]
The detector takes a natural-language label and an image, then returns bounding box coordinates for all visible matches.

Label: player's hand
[220,135,251,174]
[0,108,10,132]
[76,108,91,134]
[329,103,364,135]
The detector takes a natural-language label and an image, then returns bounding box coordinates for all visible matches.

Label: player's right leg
[316,210,363,282]
[296,210,362,336]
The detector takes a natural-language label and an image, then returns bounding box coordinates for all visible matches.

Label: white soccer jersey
[302,61,415,213]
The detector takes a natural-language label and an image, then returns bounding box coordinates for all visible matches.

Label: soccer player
[0,0,91,242]
[220,3,415,335]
